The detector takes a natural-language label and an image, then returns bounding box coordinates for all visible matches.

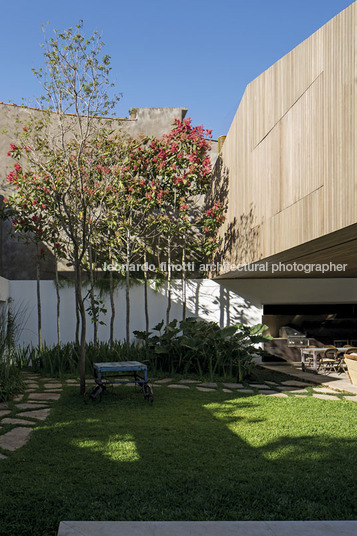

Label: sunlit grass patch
[74,434,140,462]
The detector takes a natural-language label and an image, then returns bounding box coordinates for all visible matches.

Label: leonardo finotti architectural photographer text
[102,261,348,274]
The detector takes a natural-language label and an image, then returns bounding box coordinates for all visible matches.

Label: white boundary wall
[5,277,357,347]
[7,279,262,347]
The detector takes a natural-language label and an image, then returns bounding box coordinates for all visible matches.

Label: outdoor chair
[317,348,339,374]
[337,347,357,375]
[304,345,316,369]
[345,347,357,354]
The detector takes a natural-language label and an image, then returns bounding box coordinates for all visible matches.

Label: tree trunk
[126,229,130,344]
[88,243,98,346]
[109,266,115,346]
[54,250,61,346]
[36,245,42,349]
[182,244,186,321]
[144,247,149,335]
[166,238,171,326]
[75,261,86,396]
[75,297,80,346]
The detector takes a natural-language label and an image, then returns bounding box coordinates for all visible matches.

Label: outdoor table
[88,361,153,402]
[300,347,347,372]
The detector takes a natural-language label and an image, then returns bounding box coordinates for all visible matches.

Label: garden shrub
[134,317,272,381]
[0,361,24,402]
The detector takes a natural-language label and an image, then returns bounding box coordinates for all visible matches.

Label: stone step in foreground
[57,520,357,536]
[0,427,33,451]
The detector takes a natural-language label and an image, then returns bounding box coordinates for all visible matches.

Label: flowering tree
[139,118,214,323]
[115,118,224,326]
[3,23,120,395]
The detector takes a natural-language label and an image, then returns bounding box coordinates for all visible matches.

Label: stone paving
[138,376,357,402]
[0,372,63,460]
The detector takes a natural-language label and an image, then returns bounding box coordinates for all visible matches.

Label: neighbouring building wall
[0,275,9,302]
[215,2,357,274]
[8,279,262,347]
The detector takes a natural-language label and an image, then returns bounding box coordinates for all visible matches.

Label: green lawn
[1,383,357,536]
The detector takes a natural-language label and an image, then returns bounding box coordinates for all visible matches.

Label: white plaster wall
[8,279,262,347]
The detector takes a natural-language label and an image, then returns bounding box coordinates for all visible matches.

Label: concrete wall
[8,278,262,347]
[0,275,9,302]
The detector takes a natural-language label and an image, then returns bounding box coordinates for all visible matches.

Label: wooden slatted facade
[215,2,357,278]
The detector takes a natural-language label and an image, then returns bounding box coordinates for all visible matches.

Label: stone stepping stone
[289,389,308,394]
[124,383,136,387]
[295,395,308,398]
[258,390,280,395]
[13,395,24,402]
[199,382,217,388]
[237,389,254,394]
[25,389,37,393]
[167,384,190,389]
[0,411,11,418]
[249,384,271,389]
[178,379,201,384]
[0,453,7,460]
[29,393,61,401]
[0,402,8,409]
[313,387,338,394]
[223,383,243,388]
[15,403,49,410]
[344,396,357,402]
[196,387,216,392]
[313,393,340,401]
[2,418,36,426]
[222,388,232,393]
[265,392,289,397]
[0,427,33,451]
[155,378,173,384]
[281,380,312,387]
[265,381,278,385]
[275,385,300,392]
[17,409,51,420]
[23,380,39,386]
[66,379,79,384]
[44,384,62,389]
[41,378,59,382]
[19,400,48,404]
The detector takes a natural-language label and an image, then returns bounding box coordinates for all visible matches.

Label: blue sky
[0,0,354,138]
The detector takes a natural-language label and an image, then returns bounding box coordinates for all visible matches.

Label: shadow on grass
[1,386,357,536]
